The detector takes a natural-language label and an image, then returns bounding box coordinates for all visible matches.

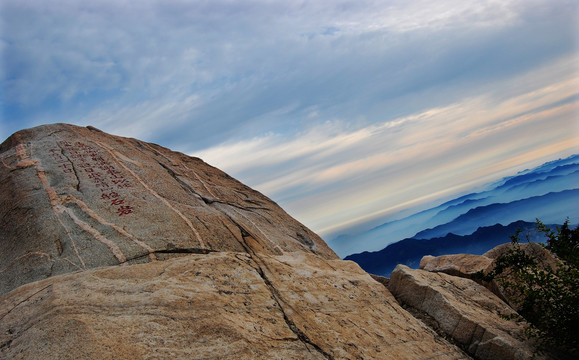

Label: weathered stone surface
[0,124,471,359]
[420,254,493,279]
[0,124,336,296]
[389,265,540,360]
[483,242,559,268]
[0,252,469,360]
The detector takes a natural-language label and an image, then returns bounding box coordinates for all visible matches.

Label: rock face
[0,124,335,296]
[1,252,468,360]
[0,124,469,359]
[420,243,565,312]
[420,254,493,279]
[418,253,511,304]
[483,242,559,268]
[389,265,539,360]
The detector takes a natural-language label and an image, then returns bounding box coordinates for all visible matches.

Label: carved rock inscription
[0,124,338,296]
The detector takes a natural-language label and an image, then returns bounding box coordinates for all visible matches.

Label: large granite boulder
[418,253,507,302]
[420,254,493,279]
[389,265,540,360]
[0,124,336,296]
[0,124,469,359]
[0,252,469,360]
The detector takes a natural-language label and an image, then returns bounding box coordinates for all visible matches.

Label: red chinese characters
[116,206,133,216]
[52,141,135,216]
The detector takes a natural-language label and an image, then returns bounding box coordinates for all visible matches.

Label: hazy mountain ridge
[496,163,579,190]
[416,189,579,239]
[344,220,558,277]
[331,154,579,257]
[495,154,579,185]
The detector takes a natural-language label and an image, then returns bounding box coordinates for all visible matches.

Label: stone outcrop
[418,253,511,304]
[389,265,540,360]
[0,124,470,359]
[420,254,493,279]
[1,252,471,360]
[400,244,573,359]
[418,243,564,307]
[0,124,335,296]
[483,242,559,269]
[482,242,562,311]
[419,243,565,311]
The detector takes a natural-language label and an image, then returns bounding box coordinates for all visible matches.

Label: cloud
[1,0,577,250]
[197,56,579,237]
[3,0,576,143]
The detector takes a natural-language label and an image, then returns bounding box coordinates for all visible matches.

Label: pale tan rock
[0,252,469,360]
[420,254,493,278]
[0,124,336,296]
[419,245,562,310]
[0,124,472,359]
[389,265,540,360]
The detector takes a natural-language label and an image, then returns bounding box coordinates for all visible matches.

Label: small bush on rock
[476,219,578,357]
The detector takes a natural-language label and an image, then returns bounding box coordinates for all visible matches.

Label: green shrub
[477,219,579,356]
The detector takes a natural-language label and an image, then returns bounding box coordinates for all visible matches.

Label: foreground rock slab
[0,252,469,360]
[389,265,539,360]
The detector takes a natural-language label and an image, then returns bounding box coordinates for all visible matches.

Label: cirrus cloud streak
[198,56,579,238]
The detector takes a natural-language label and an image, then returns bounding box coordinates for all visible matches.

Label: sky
[1,0,578,252]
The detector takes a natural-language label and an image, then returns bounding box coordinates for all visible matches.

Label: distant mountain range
[344,220,558,277]
[414,189,578,239]
[337,154,579,276]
